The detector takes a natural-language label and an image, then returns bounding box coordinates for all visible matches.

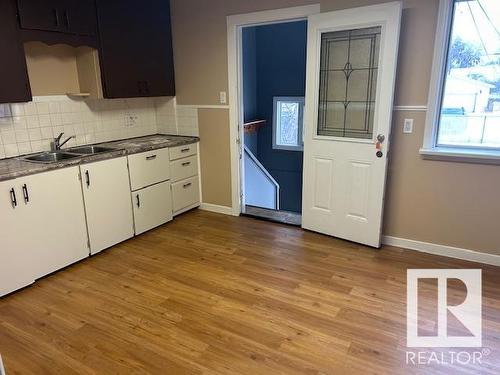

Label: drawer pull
[181,148,190,153]
[22,184,30,203]
[181,161,191,166]
[10,188,17,208]
[146,155,157,160]
[183,182,192,188]
[136,194,140,208]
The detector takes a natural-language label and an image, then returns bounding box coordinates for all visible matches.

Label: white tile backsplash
[175,105,199,137]
[0,96,196,159]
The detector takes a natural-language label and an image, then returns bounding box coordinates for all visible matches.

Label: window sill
[419,147,500,165]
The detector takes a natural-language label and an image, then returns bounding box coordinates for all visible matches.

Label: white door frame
[227,4,321,216]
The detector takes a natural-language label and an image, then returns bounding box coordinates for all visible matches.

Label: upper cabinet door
[17,0,64,33]
[17,0,97,36]
[96,0,175,98]
[0,0,31,103]
[67,0,97,36]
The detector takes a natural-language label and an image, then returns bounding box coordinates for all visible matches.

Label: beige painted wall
[24,42,101,97]
[24,42,81,96]
[170,0,500,255]
[198,108,233,207]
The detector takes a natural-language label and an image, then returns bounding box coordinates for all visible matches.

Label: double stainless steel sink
[22,145,117,164]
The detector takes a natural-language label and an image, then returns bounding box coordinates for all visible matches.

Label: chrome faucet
[52,132,75,151]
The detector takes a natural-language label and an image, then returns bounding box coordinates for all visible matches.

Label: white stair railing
[244,145,280,210]
[0,354,6,375]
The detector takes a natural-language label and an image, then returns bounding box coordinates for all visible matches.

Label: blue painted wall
[242,28,259,155]
[242,21,306,213]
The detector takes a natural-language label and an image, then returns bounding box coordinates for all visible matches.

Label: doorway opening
[240,20,307,226]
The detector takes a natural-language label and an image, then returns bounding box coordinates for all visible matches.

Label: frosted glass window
[273,97,304,151]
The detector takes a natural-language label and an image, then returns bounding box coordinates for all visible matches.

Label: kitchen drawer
[170,155,198,182]
[128,148,170,191]
[132,181,172,235]
[171,176,200,213]
[169,143,197,161]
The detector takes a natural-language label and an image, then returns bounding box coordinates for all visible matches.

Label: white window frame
[272,96,305,151]
[420,0,500,163]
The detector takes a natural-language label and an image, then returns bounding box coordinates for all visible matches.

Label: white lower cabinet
[1,142,200,297]
[21,167,89,279]
[172,175,200,214]
[128,148,170,191]
[0,179,34,296]
[132,181,173,235]
[80,157,134,255]
[0,166,89,296]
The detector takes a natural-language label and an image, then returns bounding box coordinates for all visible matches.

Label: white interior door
[302,2,402,247]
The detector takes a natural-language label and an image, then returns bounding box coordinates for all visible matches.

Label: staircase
[244,145,280,210]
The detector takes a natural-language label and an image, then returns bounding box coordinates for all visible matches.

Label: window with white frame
[272,97,304,151]
[424,0,500,155]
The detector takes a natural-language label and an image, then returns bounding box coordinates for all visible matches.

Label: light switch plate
[219,91,227,104]
[403,118,414,134]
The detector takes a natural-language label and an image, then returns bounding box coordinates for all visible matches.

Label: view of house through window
[273,97,304,151]
[438,0,500,148]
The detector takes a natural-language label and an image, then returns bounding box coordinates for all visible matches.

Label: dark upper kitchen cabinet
[0,0,32,103]
[16,0,62,33]
[16,0,98,46]
[70,0,97,36]
[96,0,175,98]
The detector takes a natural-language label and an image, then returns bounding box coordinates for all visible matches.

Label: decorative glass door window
[317,26,381,139]
[272,97,305,151]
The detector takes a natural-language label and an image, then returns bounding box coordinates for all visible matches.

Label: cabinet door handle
[22,184,29,204]
[136,194,140,208]
[85,170,90,187]
[9,188,17,208]
[53,9,59,26]
[146,155,157,160]
[63,9,70,30]
[182,161,191,166]
[183,182,192,188]
[181,148,190,153]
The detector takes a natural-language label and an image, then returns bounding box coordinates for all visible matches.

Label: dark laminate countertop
[0,134,199,182]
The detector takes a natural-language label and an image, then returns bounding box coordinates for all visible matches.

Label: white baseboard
[383,236,500,267]
[199,203,234,215]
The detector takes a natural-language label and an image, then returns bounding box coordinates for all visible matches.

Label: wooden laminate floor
[1,210,499,374]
